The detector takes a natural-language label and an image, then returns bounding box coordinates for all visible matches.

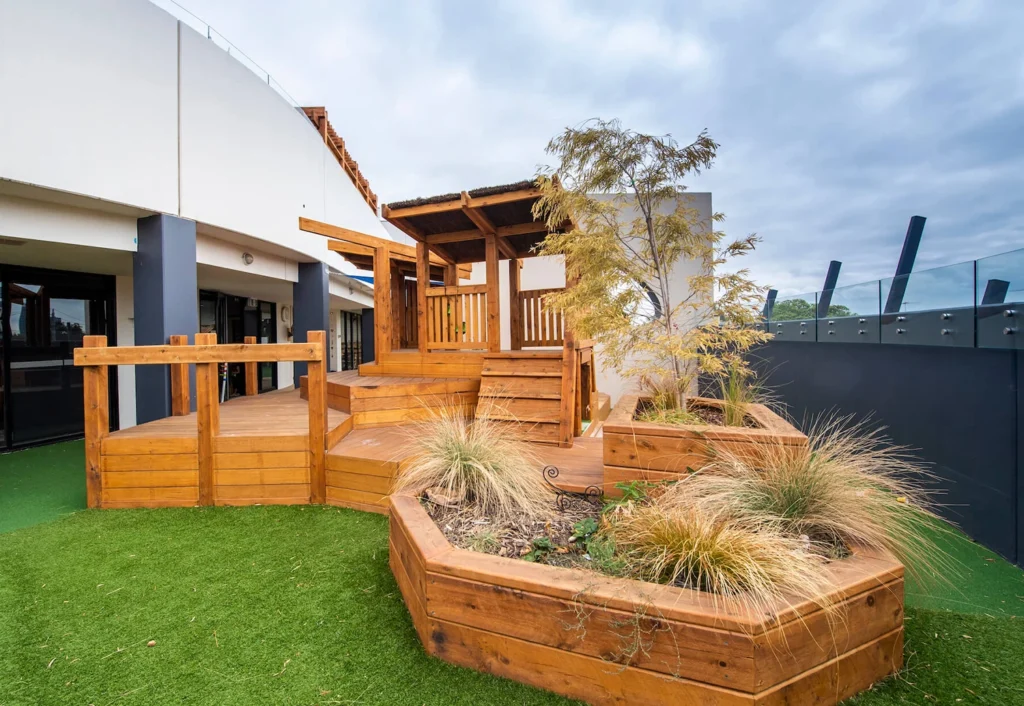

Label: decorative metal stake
[542,466,602,511]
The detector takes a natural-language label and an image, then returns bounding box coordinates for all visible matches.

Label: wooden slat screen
[519,288,564,347]
[425,284,489,350]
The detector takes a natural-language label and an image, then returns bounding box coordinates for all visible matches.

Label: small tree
[534,119,769,411]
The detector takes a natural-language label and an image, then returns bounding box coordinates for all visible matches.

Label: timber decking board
[106,389,350,438]
[95,388,351,509]
[300,371,479,427]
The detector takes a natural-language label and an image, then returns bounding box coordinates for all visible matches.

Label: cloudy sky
[165,0,1023,296]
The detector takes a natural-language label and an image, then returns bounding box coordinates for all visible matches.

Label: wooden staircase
[475,351,567,445]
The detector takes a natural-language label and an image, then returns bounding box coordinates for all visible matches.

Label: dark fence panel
[751,340,1022,566]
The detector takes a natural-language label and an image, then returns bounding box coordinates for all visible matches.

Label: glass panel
[823,281,881,318]
[770,292,817,321]
[976,248,1024,305]
[6,283,99,446]
[880,261,974,313]
[975,248,1024,349]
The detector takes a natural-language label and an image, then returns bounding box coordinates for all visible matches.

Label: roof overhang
[381,180,570,264]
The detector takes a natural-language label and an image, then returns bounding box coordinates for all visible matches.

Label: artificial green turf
[0,442,1022,705]
[0,440,85,534]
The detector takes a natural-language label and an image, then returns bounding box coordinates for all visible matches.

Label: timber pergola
[380,180,571,354]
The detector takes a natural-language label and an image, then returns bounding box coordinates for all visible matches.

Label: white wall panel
[0,0,178,213]
[178,25,390,269]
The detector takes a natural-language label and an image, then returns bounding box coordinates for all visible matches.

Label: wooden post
[195,332,219,506]
[307,330,327,504]
[558,269,580,447]
[508,259,522,350]
[169,334,191,415]
[485,233,501,352]
[416,241,429,353]
[444,263,460,344]
[373,245,392,363]
[243,336,258,396]
[558,336,578,448]
[390,260,403,350]
[82,336,108,509]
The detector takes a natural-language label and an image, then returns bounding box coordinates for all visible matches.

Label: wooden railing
[519,287,564,347]
[425,284,489,350]
[73,332,328,509]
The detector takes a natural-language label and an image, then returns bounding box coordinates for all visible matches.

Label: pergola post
[373,245,392,363]
[509,258,522,350]
[415,242,429,353]
[485,234,501,352]
[390,260,403,351]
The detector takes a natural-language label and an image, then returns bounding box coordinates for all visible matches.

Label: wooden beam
[416,242,429,353]
[302,217,460,271]
[82,335,108,509]
[485,234,501,352]
[383,200,463,220]
[462,187,543,209]
[75,342,321,366]
[425,221,549,246]
[461,192,516,260]
[426,229,483,245]
[373,244,393,363]
[307,330,327,504]
[327,240,376,258]
[509,259,522,351]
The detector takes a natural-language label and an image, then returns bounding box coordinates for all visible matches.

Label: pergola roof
[382,180,569,264]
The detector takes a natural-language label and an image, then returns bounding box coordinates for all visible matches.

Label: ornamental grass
[394,401,553,523]
[607,502,835,618]
[660,415,955,582]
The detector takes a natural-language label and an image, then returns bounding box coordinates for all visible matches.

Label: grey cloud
[176,0,1023,295]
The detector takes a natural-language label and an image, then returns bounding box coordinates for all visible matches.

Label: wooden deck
[324,427,605,515]
[300,370,479,428]
[100,389,351,508]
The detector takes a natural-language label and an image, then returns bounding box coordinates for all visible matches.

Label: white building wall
[469,194,712,405]
[0,0,179,214]
[177,24,390,269]
[115,275,137,428]
[0,195,138,254]
[0,0,390,264]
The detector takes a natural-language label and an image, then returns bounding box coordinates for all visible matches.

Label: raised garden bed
[603,394,807,493]
[389,494,904,706]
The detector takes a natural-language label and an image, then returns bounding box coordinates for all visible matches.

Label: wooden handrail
[425,284,488,296]
[76,333,329,509]
[74,342,321,366]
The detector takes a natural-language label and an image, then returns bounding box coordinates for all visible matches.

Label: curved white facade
[0,0,387,433]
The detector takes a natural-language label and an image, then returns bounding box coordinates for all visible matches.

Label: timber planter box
[389,494,904,706]
[603,394,807,492]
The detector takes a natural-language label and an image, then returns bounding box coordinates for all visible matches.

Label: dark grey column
[134,214,199,424]
[360,308,375,364]
[293,262,330,386]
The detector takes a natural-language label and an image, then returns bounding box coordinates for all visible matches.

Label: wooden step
[476,352,567,445]
[481,370,561,378]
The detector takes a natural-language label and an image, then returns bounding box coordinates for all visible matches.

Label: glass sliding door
[0,266,116,449]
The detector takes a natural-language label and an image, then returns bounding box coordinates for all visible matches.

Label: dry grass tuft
[607,503,835,619]
[662,415,956,582]
[394,401,553,523]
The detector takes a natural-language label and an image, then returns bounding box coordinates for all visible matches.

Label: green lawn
[0,440,85,534]
[0,443,1022,705]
